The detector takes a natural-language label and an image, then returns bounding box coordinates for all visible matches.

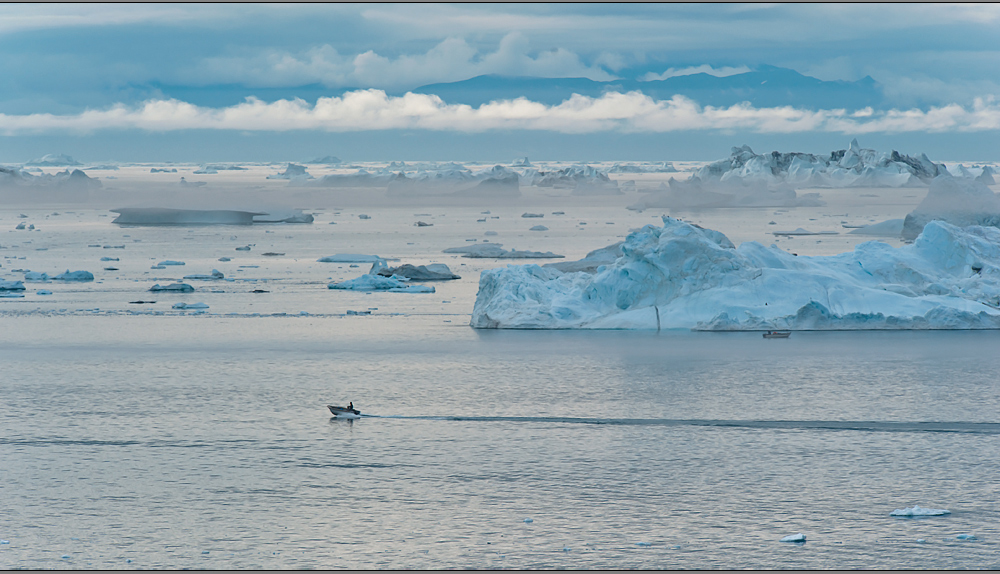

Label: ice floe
[172,302,209,310]
[443,244,564,259]
[183,269,225,280]
[158,260,185,266]
[890,506,951,517]
[252,209,315,224]
[471,216,1000,330]
[780,533,806,543]
[0,280,25,291]
[150,283,194,292]
[318,254,384,263]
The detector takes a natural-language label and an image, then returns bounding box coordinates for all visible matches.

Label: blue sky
[2,3,1000,162]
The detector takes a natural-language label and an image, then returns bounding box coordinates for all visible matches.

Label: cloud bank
[2,91,999,136]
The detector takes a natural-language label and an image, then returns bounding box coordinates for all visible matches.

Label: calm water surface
[2,317,999,569]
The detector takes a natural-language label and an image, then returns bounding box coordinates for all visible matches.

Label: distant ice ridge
[691,139,951,188]
[471,216,1000,330]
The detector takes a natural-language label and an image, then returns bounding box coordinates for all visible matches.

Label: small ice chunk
[890,506,951,517]
[0,280,26,290]
[956,534,977,540]
[158,260,185,266]
[15,222,26,230]
[523,518,533,523]
[635,542,651,547]
[358,214,371,220]
[329,274,435,293]
[172,302,208,309]
[529,225,548,231]
[218,257,231,262]
[780,533,806,543]
[37,289,54,295]
[150,283,194,292]
[415,221,433,227]
[150,265,166,269]
[484,231,498,236]
[100,257,119,261]
[183,269,225,280]
[522,213,544,218]
[235,245,251,251]
[562,547,571,552]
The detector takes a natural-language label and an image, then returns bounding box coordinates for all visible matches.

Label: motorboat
[328,404,361,419]
[763,330,791,339]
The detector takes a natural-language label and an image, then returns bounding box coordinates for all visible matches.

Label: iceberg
[25,153,81,166]
[628,178,823,211]
[471,216,1000,330]
[691,139,948,189]
[328,274,435,293]
[252,209,314,223]
[23,271,49,281]
[53,270,94,282]
[780,534,806,543]
[511,157,532,167]
[158,260,185,266]
[376,263,460,281]
[521,165,620,195]
[847,219,905,237]
[890,506,950,517]
[0,280,25,291]
[150,167,178,173]
[902,176,1000,241]
[267,163,313,180]
[305,155,342,164]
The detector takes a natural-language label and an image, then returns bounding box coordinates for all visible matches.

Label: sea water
[2,188,999,568]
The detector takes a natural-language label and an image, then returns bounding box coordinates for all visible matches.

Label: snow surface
[471,216,1000,330]
[890,506,951,517]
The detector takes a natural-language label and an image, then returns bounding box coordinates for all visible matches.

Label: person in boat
[348,402,353,411]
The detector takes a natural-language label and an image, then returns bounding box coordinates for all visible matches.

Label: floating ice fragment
[523,518,533,523]
[330,274,435,293]
[522,213,544,218]
[158,260,185,266]
[218,257,231,262]
[0,280,26,290]
[0,540,9,544]
[358,214,371,220]
[36,290,52,295]
[100,257,119,261]
[890,506,950,517]
[235,245,251,251]
[780,533,806,543]
[184,269,224,280]
[529,225,548,231]
[956,534,977,540]
[635,542,651,547]
[562,547,571,552]
[150,265,165,269]
[150,283,194,292]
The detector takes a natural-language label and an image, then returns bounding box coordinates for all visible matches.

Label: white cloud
[639,65,752,82]
[3,92,1000,136]
[191,33,616,90]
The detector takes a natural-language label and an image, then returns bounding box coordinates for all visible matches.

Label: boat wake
[359,416,1000,434]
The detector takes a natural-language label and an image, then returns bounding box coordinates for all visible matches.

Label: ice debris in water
[443,244,563,259]
[635,542,651,547]
[158,260,185,266]
[890,506,951,517]
[780,533,806,543]
[523,518,533,523]
[0,280,26,290]
[36,290,52,295]
[530,225,549,231]
[471,216,1000,331]
[183,269,225,280]
[172,302,209,310]
[956,534,977,540]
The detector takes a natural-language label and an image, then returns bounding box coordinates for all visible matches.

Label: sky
[2,3,1000,163]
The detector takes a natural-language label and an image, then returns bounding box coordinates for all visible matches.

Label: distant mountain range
[412,66,883,110]
[149,66,883,111]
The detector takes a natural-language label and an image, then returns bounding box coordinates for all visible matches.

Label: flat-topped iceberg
[111,208,264,226]
[471,216,1000,330]
[443,244,564,259]
[53,270,94,282]
[0,280,26,291]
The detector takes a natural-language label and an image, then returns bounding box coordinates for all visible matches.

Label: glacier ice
[376,263,460,281]
[471,216,1000,330]
[890,506,950,517]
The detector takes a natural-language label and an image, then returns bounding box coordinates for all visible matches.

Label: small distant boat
[328,404,361,419]
[763,330,791,339]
